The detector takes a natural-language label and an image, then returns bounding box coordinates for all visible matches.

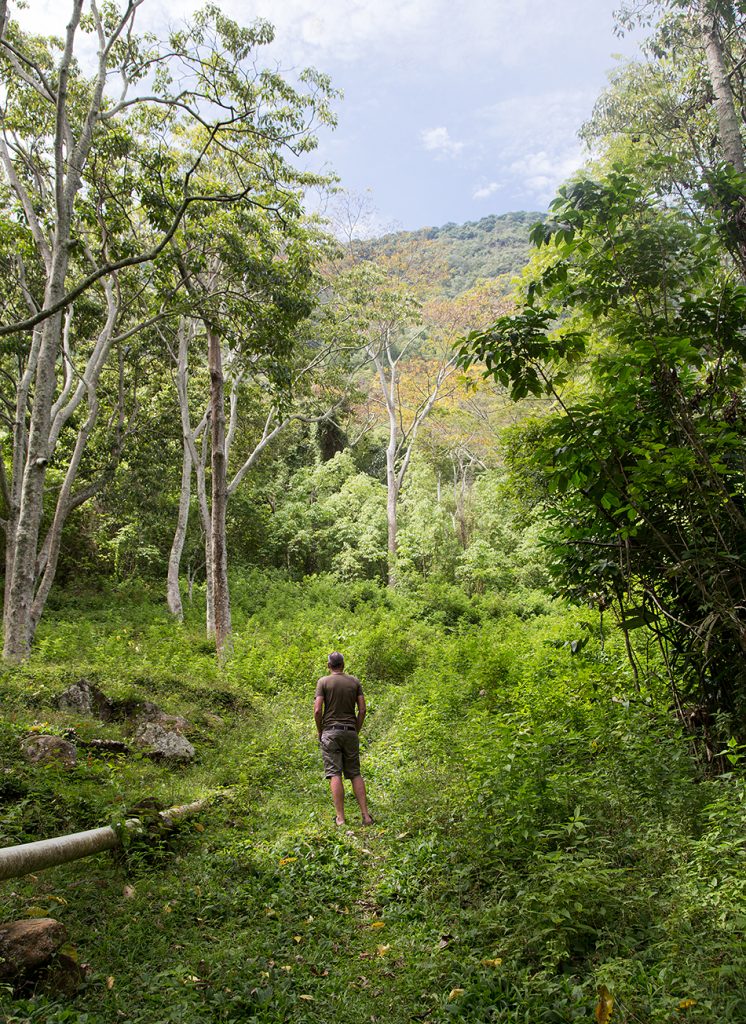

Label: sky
[13,0,642,233]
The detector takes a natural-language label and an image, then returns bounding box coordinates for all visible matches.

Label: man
[314,652,374,826]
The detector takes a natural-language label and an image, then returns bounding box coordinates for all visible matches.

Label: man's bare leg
[351,775,373,825]
[329,775,346,825]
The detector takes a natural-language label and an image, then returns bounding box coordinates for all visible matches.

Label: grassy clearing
[1,574,745,1023]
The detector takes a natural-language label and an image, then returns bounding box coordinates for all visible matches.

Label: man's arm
[356,692,366,733]
[314,695,324,739]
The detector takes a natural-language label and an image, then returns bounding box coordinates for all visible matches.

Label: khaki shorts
[320,728,361,779]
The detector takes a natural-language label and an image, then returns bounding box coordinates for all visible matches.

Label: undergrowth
[1,571,744,1023]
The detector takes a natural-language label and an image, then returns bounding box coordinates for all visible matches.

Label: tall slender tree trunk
[3,295,66,661]
[697,1,746,275]
[167,443,192,620]
[698,1,745,173]
[3,328,41,631]
[174,319,214,635]
[386,450,399,588]
[208,327,231,657]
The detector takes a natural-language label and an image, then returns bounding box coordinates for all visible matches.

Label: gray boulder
[20,735,77,767]
[57,680,113,721]
[132,700,191,734]
[0,918,67,978]
[134,721,195,762]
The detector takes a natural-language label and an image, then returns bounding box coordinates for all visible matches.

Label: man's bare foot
[361,815,374,826]
[335,816,346,826]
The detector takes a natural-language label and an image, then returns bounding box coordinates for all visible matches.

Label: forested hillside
[1,1,745,1023]
[360,212,540,296]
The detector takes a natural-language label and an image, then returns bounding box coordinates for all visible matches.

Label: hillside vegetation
[361,212,540,296]
[2,575,745,1024]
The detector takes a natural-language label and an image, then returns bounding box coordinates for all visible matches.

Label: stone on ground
[56,680,113,720]
[0,918,67,977]
[134,721,195,762]
[20,735,77,767]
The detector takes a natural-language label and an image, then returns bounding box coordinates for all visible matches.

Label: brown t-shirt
[315,672,363,730]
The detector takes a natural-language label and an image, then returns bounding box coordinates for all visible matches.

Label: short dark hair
[328,651,344,669]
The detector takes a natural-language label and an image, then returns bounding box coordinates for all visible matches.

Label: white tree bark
[208,325,232,659]
[168,314,342,644]
[1,0,309,657]
[0,0,135,660]
[173,319,214,634]
[367,329,458,587]
[698,1,745,173]
[167,326,194,620]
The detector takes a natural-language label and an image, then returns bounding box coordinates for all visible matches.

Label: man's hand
[356,692,367,733]
[314,695,324,739]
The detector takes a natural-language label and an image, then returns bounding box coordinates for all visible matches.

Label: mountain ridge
[360,210,542,296]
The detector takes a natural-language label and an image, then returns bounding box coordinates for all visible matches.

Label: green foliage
[460,167,746,732]
[365,212,541,297]
[1,576,744,1023]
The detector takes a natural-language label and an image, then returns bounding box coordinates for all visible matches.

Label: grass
[1,573,745,1023]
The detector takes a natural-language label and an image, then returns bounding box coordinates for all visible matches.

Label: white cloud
[420,126,465,159]
[475,90,595,203]
[478,90,595,149]
[509,148,586,202]
[13,0,431,62]
[251,0,436,61]
[473,181,501,200]
[15,0,624,68]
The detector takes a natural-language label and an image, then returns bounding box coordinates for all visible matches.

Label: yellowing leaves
[24,906,49,918]
[481,958,503,968]
[595,985,613,1024]
[368,921,385,929]
[448,988,465,1001]
[678,999,697,1010]
[279,857,297,867]
[299,994,314,1002]
[376,944,391,957]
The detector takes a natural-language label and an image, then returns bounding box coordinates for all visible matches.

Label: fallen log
[0,800,207,882]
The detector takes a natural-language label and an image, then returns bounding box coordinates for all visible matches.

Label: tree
[0,2,335,660]
[339,263,464,586]
[460,169,746,732]
[587,0,746,268]
[164,142,338,653]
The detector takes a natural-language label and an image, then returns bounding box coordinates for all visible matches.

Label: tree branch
[0,185,275,338]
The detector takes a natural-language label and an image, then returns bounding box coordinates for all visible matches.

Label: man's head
[328,651,344,671]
